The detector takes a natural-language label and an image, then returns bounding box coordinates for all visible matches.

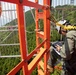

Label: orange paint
[1,0,51,75]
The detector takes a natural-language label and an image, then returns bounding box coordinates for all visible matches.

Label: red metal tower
[0,0,51,75]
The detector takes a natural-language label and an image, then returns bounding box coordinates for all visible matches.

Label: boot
[47,65,54,73]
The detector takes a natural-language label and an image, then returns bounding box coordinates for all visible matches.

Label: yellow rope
[51,14,76,30]
[56,22,76,30]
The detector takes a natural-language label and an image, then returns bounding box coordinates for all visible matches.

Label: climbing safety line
[51,13,76,30]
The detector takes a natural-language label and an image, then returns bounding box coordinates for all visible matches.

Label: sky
[0,0,43,26]
[0,0,76,26]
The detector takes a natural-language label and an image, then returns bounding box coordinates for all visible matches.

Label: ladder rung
[37,31,44,39]
[39,60,53,73]
[28,47,46,72]
[38,69,44,75]
[38,12,43,19]
[39,60,44,70]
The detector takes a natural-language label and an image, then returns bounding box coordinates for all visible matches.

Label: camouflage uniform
[60,30,76,75]
[60,30,76,60]
[48,30,76,75]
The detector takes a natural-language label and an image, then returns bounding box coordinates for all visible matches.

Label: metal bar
[16,4,28,75]
[23,1,43,9]
[0,30,33,33]
[0,55,21,58]
[1,0,43,9]
[35,0,39,46]
[43,0,50,75]
[0,0,19,4]
[27,39,47,60]
[1,31,13,43]
[29,7,35,22]
[7,60,25,75]
[38,12,44,19]
[37,31,44,39]
[0,29,18,32]
[0,43,20,46]
[28,48,46,75]
[2,10,16,11]
[35,0,41,73]
[38,69,44,75]
[0,54,37,58]
[16,4,27,59]
[0,25,18,28]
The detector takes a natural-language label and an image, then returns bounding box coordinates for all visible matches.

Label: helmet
[58,20,67,25]
[56,20,71,33]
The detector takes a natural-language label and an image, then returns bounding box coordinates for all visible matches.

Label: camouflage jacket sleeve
[60,30,76,60]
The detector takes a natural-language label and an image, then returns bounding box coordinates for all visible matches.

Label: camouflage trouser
[61,61,76,75]
[48,47,76,75]
[61,61,72,75]
[48,47,61,67]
